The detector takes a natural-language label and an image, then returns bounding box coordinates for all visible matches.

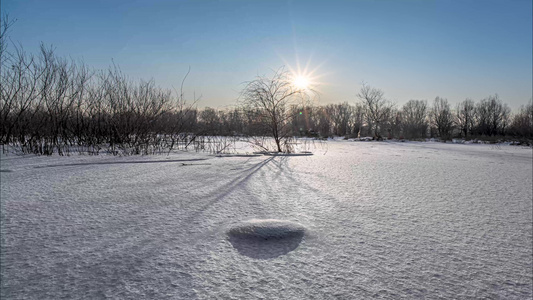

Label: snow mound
[227,219,306,259]
[227,219,306,239]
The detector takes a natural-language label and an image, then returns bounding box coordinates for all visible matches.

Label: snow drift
[227,219,306,240]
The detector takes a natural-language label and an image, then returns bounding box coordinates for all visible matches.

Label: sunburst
[293,76,310,90]
[277,51,330,95]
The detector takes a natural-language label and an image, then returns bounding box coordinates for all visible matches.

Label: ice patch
[227,219,306,259]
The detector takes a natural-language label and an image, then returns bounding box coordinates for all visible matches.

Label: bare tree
[431,97,454,140]
[199,107,220,134]
[386,107,403,138]
[240,67,311,152]
[357,83,393,138]
[0,14,16,66]
[1,44,47,149]
[290,105,318,136]
[474,94,510,136]
[324,102,354,136]
[314,106,331,137]
[455,98,475,138]
[402,100,428,139]
[510,99,533,138]
[351,103,365,138]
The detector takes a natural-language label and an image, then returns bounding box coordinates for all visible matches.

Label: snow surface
[1,141,532,299]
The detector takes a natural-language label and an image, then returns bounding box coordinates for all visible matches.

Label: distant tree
[455,98,475,138]
[240,68,311,152]
[474,94,510,136]
[226,108,245,135]
[290,105,319,136]
[387,107,403,138]
[315,106,332,137]
[199,107,220,134]
[402,100,428,139]
[510,99,533,138]
[431,97,454,140]
[351,103,365,138]
[325,102,353,136]
[357,83,393,138]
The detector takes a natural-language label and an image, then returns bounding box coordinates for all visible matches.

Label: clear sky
[2,0,532,110]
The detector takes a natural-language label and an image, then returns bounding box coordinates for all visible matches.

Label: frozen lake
[1,141,532,299]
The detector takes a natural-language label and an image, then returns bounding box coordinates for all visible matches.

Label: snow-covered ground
[1,141,532,299]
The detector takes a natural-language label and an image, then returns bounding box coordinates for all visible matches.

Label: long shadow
[33,158,209,168]
[182,156,275,224]
[268,154,342,209]
[106,156,275,282]
[8,157,279,299]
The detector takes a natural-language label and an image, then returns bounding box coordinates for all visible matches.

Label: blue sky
[2,0,532,109]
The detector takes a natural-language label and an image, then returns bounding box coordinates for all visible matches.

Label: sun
[276,50,330,95]
[293,76,310,90]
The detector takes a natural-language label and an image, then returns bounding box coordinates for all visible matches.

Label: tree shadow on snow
[33,158,209,168]
[181,156,276,225]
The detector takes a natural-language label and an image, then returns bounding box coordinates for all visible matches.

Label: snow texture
[1,141,532,299]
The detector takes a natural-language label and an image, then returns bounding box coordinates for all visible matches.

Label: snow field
[1,141,532,299]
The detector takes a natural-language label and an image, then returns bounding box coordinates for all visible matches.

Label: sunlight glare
[275,48,332,97]
[293,76,310,90]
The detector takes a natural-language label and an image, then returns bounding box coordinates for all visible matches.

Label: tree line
[350,85,532,141]
[260,94,531,141]
[239,72,531,147]
[1,18,531,155]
